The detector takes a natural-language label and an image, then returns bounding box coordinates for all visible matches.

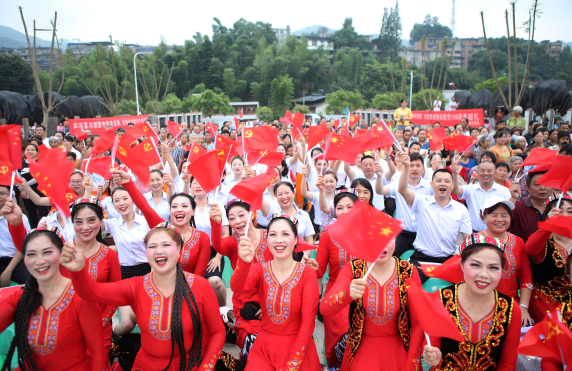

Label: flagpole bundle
[9,171,15,198]
[150,137,164,169]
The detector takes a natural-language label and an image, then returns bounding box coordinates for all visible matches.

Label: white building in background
[273,26,291,47]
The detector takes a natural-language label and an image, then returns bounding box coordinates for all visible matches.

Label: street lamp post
[133,52,142,115]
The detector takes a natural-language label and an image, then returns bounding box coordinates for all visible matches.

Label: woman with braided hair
[60,223,226,371]
[111,169,211,277]
[0,227,106,371]
[231,214,320,370]
[423,234,521,370]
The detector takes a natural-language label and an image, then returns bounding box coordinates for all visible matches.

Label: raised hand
[374,162,383,176]
[238,235,255,263]
[110,169,131,186]
[509,182,521,200]
[302,256,319,271]
[163,173,173,188]
[60,242,86,272]
[0,199,23,226]
[315,175,325,191]
[209,203,222,224]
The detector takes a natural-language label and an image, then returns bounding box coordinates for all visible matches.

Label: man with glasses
[0,185,31,286]
[69,172,87,198]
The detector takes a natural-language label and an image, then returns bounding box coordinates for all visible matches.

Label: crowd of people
[0,104,571,371]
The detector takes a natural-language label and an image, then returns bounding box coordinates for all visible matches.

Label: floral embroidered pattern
[522,283,534,290]
[286,346,305,371]
[262,262,305,324]
[502,234,516,279]
[203,351,220,370]
[331,236,351,271]
[367,270,397,325]
[234,230,269,264]
[180,229,200,269]
[88,245,109,280]
[458,306,494,343]
[28,283,75,355]
[144,273,195,340]
[325,291,345,306]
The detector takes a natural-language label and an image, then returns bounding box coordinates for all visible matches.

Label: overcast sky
[2,0,570,46]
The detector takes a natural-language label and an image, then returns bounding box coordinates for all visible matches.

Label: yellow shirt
[394,108,413,126]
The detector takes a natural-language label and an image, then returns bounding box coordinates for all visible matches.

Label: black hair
[35,125,46,131]
[429,152,441,161]
[24,143,38,152]
[168,193,197,228]
[285,144,293,153]
[267,216,298,241]
[310,147,323,158]
[495,162,509,171]
[333,192,358,208]
[558,131,571,142]
[66,151,77,161]
[409,142,421,150]
[275,181,295,194]
[150,169,163,178]
[494,128,510,140]
[559,142,572,156]
[110,186,128,200]
[400,99,407,104]
[470,127,480,134]
[460,245,506,268]
[230,156,244,166]
[63,135,75,142]
[115,128,126,134]
[541,196,572,219]
[481,151,497,163]
[526,170,546,188]
[71,203,106,246]
[226,200,251,219]
[69,171,84,181]
[350,178,374,206]
[483,203,512,217]
[360,155,375,163]
[496,120,506,125]
[322,170,338,182]
[432,168,453,180]
[2,230,64,371]
[221,129,230,135]
[409,153,424,164]
[279,159,289,178]
[282,134,292,141]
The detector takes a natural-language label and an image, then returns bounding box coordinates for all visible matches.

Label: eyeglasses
[0,192,9,197]
[70,181,82,185]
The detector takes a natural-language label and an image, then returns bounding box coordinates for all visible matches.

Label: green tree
[473,77,509,94]
[412,89,447,110]
[191,89,233,117]
[292,104,310,114]
[161,93,183,114]
[555,46,572,88]
[270,75,294,118]
[182,95,197,112]
[371,92,402,110]
[191,83,206,94]
[0,54,35,94]
[256,106,274,121]
[222,68,236,98]
[118,99,137,115]
[378,1,403,61]
[325,90,366,114]
[409,15,452,46]
[329,18,372,50]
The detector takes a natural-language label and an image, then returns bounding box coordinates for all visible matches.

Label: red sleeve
[319,261,353,316]
[460,167,468,182]
[70,265,137,307]
[284,267,319,370]
[405,267,424,371]
[524,229,551,259]
[230,258,259,294]
[496,300,521,371]
[193,233,211,277]
[8,222,26,253]
[210,218,238,258]
[196,277,226,370]
[316,231,331,279]
[515,237,533,291]
[101,249,122,327]
[123,180,164,227]
[78,298,107,371]
[0,288,22,333]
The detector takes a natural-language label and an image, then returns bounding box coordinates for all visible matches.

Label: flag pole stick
[242,128,247,164]
[9,171,16,198]
[84,155,92,174]
[424,332,432,348]
[150,137,164,170]
[514,168,520,181]
[253,150,267,167]
[556,192,564,209]
[111,136,119,170]
[363,261,377,281]
[244,211,253,235]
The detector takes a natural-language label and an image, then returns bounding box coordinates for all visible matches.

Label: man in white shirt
[0,194,32,286]
[344,155,394,211]
[449,97,458,110]
[34,125,50,146]
[451,161,518,232]
[375,153,433,257]
[398,152,472,283]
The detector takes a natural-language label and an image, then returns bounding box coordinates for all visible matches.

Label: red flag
[352,129,368,141]
[116,138,161,185]
[280,117,303,141]
[81,156,119,180]
[358,122,395,150]
[215,135,240,158]
[64,187,80,204]
[339,118,351,138]
[307,124,330,150]
[521,148,557,168]
[327,201,402,262]
[334,119,341,131]
[323,134,363,164]
[91,128,117,157]
[284,111,293,121]
[127,122,154,140]
[443,134,477,154]
[518,312,572,365]
[187,149,226,193]
[293,113,305,127]
[427,128,447,151]
[538,215,572,239]
[419,255,464,284]
[233,117,240,129]
[240,108,244,118]
[537,155,572,192]
[248,150,284,167]
[243,126,279,152]
[229,168,278,211]
[167,121,185,140]
[187,142,207,164]
[206,122,218,137]
[294,237,316,253]
[407,283,465,342]
[29,150,74,217]
[348,113,360,127]
[0,125,23,171]
[75,131,88,142]
[37,144,48,152]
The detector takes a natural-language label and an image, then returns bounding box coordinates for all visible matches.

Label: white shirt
[208,184,232,206]
[310,191,335,226]
[267,205,315,239]
[433,100,442,111]
[449,101,458,110]
[104,214,149,266]
[459,182,511,232]
[0,215,31,257]
[194,198,229,243]
[388,178,433,232]
[101,196,135,220]
[411,194,472,257]
[42,212,76,240]
[64,147,81,158]
[142,191,170,222]
[256,189,274,228]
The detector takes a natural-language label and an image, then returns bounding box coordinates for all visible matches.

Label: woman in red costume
[60,221,226,371]
[231,214,320,370]
[209,199,270,355]
[0,226,106,371]
[315,189,358,368]
[478,197,533,326]
[114,169,211,276]
[423,234,521,370]
[320,236,423,370]
[525,193,572,323]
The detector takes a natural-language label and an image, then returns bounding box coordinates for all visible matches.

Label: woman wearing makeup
[231,214,320,370]
[423,234,521,370]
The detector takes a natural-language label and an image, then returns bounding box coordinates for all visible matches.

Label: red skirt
[245,331,320,371]
[529,289,560,324]
[342,334,407,371]
[322,279,349,367]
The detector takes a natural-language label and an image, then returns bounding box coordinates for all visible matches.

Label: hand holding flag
[116,138,161,185]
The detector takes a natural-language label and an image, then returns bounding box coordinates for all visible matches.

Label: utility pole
[133,52,141,115]
[451,0,456,37]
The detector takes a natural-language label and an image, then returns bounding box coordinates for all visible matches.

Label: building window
[312,40,317,46]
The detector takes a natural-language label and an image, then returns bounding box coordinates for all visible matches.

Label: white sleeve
[221,209,230,227]
[410,193,424,213]
[460,207,473,234]
[22,215,31,231]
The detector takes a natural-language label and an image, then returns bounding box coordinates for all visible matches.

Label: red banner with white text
[69,115,149,136]
[410,109,484,127]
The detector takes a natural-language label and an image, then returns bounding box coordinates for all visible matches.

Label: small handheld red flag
[427,128,447,152]
[358,122,395,150]
[0,125,23,171]
[75,131,88,142]
[229,168,278,211]
[127,122,154,140]
[243,126,279,152]
[81,156,119,180]
[91,129,117,157]
[215,136,240,158]
[521,148,557,168]
[206,122,218,137]
[116,138,161,185]
[167,121,185,140]
[518,312,572,366]
[419,255,464,284]
[307,124,330,150]
[187,142,207,164]
[443,135,477,154]
[248,150,284,167]
[536,155,572,192]
[538,215,572,239]
[29,150,74,217]
[187,149,227,194]
[323,134,363,164]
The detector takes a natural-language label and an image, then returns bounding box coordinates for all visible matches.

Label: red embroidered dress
[525,229,571,323]
[123,180,211,276]
[320,258,423,371]
[315,230,352,366]
[0,283,107,371]
[69,266,226,371]
[210,220,271,348]
[429,284,521,371]
[230,259,321,371]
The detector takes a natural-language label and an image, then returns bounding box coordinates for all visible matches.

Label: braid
[2,277,42,371]
[190,215,196,229]
[182,268,202,370]
[162,263,187,371]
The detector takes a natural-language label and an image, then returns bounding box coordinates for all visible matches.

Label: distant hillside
[292,25,337,36]
[0,25,72,48]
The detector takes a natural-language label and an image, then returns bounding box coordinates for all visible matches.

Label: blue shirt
[460,157,476,170]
